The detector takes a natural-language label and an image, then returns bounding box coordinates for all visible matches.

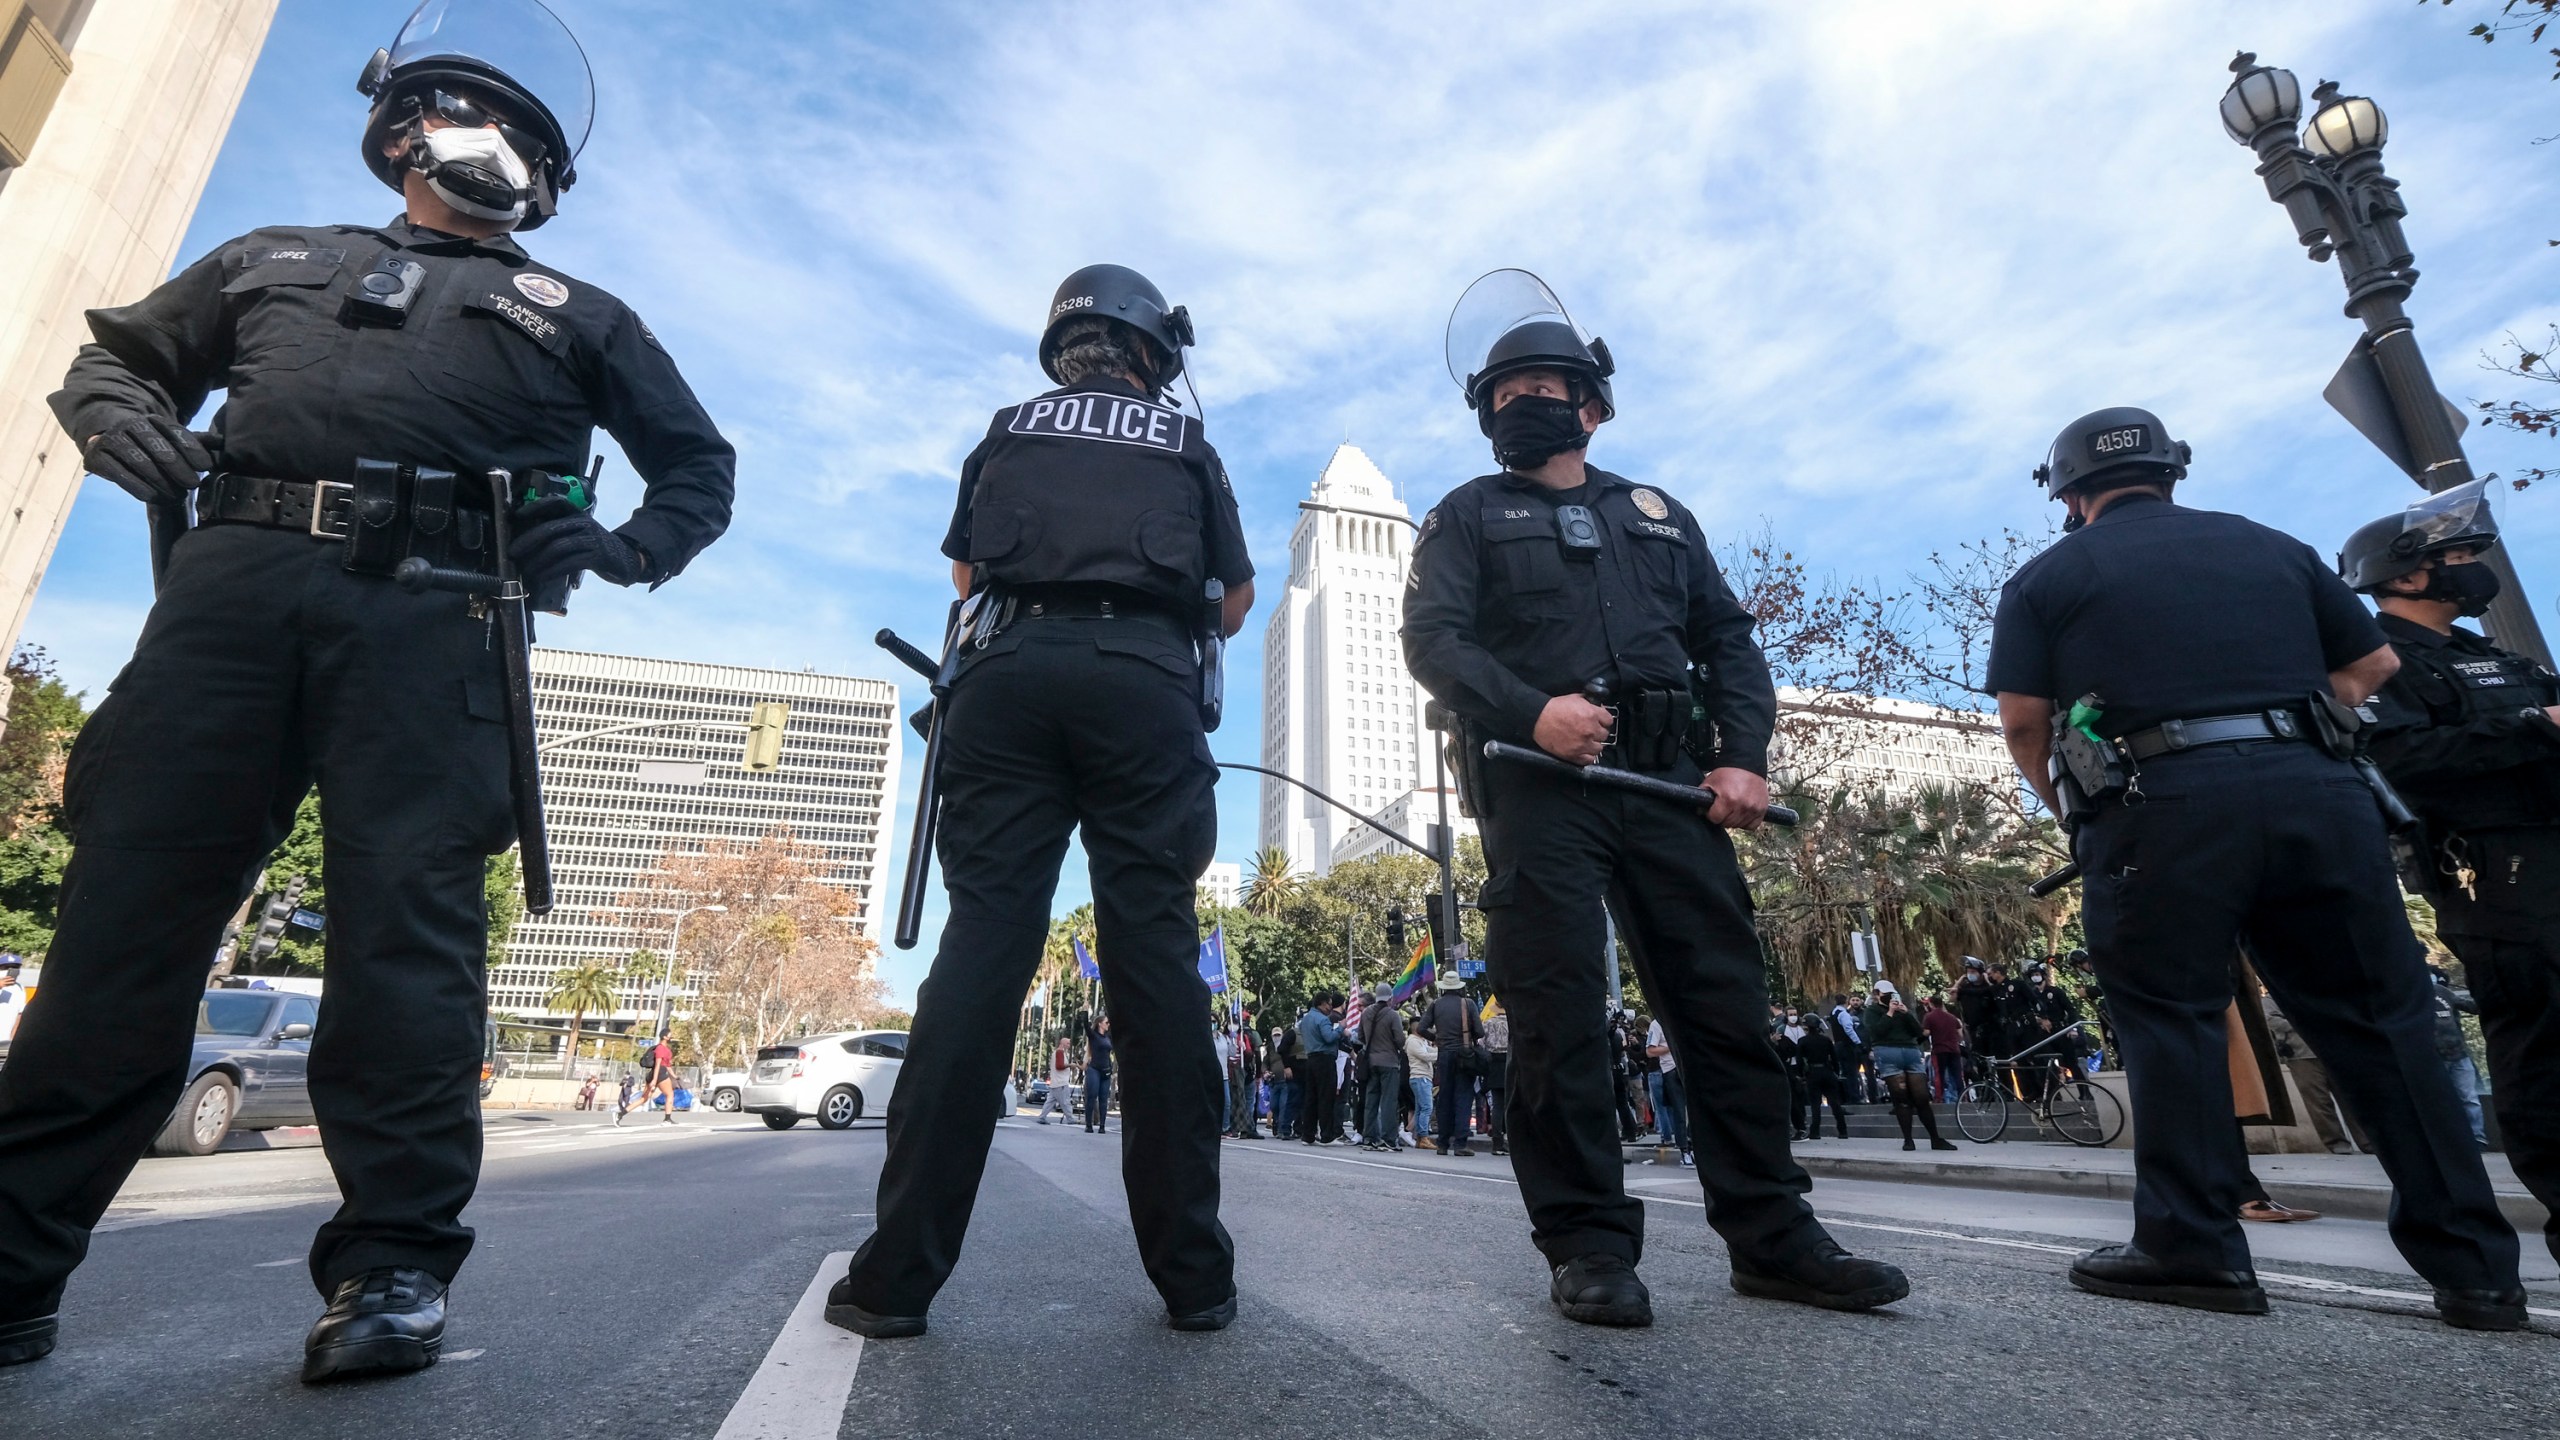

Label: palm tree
[1243,846,1302,917]
[546,959,625,1074]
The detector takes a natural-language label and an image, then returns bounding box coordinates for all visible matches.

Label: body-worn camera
[346,254,427,327]
[1555,504,1602,558]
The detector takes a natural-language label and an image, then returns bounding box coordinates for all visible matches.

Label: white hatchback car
[745,1031,906,1130]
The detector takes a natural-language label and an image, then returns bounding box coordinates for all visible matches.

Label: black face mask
[1489,394,1590,470]
[2419,561,2502,617]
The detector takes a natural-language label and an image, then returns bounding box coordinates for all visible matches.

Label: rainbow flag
[1388,931,1436,1005]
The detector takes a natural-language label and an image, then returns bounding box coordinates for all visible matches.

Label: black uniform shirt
[1984,494,2384,735]
[941,375,1252,593]
[2367,612,2560,831]
[49,219,735,578]
[1402,467,1777,774]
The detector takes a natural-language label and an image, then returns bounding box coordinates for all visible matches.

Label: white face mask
[420,124,533,224]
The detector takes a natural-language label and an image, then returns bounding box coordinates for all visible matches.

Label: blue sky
[24,1,2560,1004]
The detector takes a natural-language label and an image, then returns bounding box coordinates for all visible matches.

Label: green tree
[546,958,625,1069]
[1242,846,1303,916]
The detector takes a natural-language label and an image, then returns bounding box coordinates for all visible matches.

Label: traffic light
[247,876,308,965]
[1385,911,1407,956]
[744,701,790,772]
[1424,894,1449,959]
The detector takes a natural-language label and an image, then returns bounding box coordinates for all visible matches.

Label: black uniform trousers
[2435,830,2560,1265]
[0,525,512,1312]
[2076,742,2519,1288]
[1478,757,1822,1268]
[843,619,1233,1317]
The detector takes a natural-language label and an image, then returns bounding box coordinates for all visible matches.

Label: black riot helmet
[2337,478,2500,592]
[1445,268,1616,435]
[1038,264,1193,393]
[357,0,595,231]
[2033,406,2191,502]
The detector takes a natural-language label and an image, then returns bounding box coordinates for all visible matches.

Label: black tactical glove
[511,514,649,588]
[84,415,213,505]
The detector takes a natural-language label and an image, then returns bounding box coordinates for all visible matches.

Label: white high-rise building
[1197,861,1241,910]
[491,648,902,1021]
[1258,445,1427,875]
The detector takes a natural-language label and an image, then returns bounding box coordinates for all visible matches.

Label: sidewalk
[1770,1136,2547,1229]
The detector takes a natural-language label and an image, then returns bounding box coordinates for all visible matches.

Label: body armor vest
[966,385,1208,613]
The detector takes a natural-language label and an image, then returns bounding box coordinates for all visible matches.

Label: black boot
[1731,1239,1910,1312]
[302,1268,447,1383]
[2068,1243,2267,1315]
[0,1314,57,1368]
[1549,1254,1652,1327]
[825,1274,928,1339]
[1167,1293,1238,1332]
[2434,1286,2527,1333]
[1916,1098,1958,1151]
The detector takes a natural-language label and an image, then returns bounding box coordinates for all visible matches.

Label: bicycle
[1954,1022,2125,1147]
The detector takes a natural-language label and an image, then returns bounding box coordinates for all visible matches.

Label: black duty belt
[2117,710,2306,762]
[1010,586,1179,624]
[202,472,361,539]
[199,469,491,574]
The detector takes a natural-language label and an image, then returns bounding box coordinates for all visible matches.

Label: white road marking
[252,1258,301,1268]
[713,1252,865,1440]
[1225,1139,2560,1321]
[443,1348,486,1362]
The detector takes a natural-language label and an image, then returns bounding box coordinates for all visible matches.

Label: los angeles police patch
[514,272,571,307]
[1008,392,1187,453]
[1631,488,1669,520]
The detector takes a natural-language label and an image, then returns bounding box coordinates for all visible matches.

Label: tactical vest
[965,386,1208,613]
[2390,637,2560,829]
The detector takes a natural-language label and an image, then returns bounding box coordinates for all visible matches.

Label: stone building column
[0,0,278,660]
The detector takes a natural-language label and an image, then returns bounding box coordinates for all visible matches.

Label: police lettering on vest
[1007,391,1188,453]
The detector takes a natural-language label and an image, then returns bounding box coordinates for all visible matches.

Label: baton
[2028,862,2081,899]
[877,598,978,950]
[398,471,553,915]
[1480,740,1799,827]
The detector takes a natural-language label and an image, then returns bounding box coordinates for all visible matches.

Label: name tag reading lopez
[1010,393,1188,452]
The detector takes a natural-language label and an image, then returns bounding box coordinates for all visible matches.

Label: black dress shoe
[2067,1243,2266,1316]
[1549,1254,1653,1327]
[0,1313,57,1367]
[824,1276,927,1339]
[2435,1286,2528,1333]
[302,1267,446,1383]
[1731,1239,1910,1312]
[1167,1294,1237,1331]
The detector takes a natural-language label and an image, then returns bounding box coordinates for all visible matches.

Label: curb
[1790,1151,2550,1231]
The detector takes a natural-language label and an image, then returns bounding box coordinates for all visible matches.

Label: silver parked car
[154,990,319,1156]
[703,1069,748,1112]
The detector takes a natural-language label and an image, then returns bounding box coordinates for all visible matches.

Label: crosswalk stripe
[713,1252,864,1440]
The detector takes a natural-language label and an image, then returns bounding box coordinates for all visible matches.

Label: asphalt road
[3,1110,2554,1439]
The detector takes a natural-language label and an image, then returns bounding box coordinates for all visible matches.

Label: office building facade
[490,648,902,1021]
[1257,445,1427,875]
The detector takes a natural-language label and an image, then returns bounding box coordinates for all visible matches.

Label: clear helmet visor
[2400,477,2498,552]
[1445,268,1589,391]
[390,0,594,159]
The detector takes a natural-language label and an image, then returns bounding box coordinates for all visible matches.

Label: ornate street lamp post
[2222,52,2549,663]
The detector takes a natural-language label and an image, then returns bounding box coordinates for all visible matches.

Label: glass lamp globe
[2304,92,2386,159]
[2220,60,2301,144]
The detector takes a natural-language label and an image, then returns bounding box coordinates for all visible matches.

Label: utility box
[743,701,789,772]
[0,3,74,170]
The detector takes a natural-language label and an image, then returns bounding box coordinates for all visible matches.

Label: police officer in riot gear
[1404,271,1908,1326]
[828,263,1253,1339]
[0,0,734,1380]
[2343,480,2560,1265]
[1987,408,2522,1329]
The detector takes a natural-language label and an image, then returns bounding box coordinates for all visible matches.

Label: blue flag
[1073,935,1099,980]
[1198,925,1228,994]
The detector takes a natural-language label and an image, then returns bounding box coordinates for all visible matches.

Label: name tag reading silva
[1010,393,1188,452]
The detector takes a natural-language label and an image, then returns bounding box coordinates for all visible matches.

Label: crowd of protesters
[1018,954,2120,1158]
